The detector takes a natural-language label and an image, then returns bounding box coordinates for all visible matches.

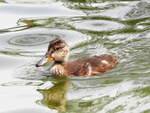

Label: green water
[0,0,150,113]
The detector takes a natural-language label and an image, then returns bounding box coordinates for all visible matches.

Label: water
[0,0,150,113]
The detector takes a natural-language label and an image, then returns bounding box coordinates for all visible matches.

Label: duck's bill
[36,56,54,67]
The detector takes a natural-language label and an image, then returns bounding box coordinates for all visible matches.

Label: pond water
[0,0,150,113]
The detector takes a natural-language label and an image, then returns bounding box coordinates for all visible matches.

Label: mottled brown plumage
[36,39,118,76]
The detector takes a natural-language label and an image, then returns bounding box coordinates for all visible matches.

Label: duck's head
[36,39,70,67]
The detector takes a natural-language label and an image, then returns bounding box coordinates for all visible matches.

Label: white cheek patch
[101,60,109,65]
[52,53,62,60]
[52,50,69,61]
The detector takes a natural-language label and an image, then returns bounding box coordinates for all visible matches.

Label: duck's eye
[54,47,60,50]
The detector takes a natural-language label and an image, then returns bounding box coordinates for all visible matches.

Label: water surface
[0,0,150,113]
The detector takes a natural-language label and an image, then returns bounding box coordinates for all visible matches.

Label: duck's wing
[63,55,118,76]
[78,62,92,76]
[89,55,118,74]
[62,58,93,76]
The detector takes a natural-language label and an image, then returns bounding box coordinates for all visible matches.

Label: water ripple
[8,34,57,46]
[0,28,90,56]
[68,20,124,32]
[0,0,150,112]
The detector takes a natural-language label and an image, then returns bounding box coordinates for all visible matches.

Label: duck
[36,39,118,76]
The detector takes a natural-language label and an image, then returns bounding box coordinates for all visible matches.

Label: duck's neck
[54,56,69,65]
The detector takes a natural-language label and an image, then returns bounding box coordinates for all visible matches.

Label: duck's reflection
[37,76,70,112]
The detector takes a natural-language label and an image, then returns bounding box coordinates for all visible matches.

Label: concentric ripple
[8,34,58,46]
[0,28,90,56]
[69,20,124,31]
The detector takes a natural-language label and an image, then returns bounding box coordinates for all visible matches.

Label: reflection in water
[37,77,70,112]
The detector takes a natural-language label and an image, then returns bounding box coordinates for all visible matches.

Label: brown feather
[61,55,118,76]
[36,39,119,76]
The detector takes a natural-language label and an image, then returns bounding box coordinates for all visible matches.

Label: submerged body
[36,39,118,76]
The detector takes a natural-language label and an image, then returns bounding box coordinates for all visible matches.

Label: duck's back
[63,55,118,76]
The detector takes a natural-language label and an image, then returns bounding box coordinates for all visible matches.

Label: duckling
[36,39,118,76]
